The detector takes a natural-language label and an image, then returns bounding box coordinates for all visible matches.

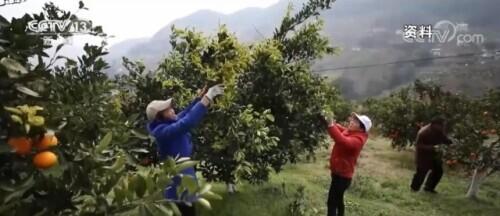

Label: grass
[199,137,500,216]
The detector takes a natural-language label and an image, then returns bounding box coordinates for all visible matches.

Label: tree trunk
[226,183,237,194]
[466,168,486,199]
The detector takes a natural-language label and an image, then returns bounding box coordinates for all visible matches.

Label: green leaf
[57,121,67,130]
[3,175,34,203]
[1,57,28,77]
[164,157,177,171]
[145,174,155,194]
[144,204,156,215]
[135,175,147,198]
[198,184,212,194]
[27,115,45,126]
[128,176,136,191]
[126,178,135,201]
[127,113,140,123]
[4,106,22,115]
[0,144,11,154]
[109,155,126,172]
[174,160,199,173]
[15,84,40,97]
[266,114,275,122]
[181,175,198,194]
[197,198,211,209]
[112,187,125,205]
[95,132,113,153]
[24,123,30,133]
[200,191,223,200]
[111,204,137,215]
[10,115,23,124]
[138,205,148,216]
[129,148,149,153]
[131,129,149,140]
[167,202,182,216]
[17,105,29,113]
[0,201,16,214]
[32,208,48,216]
[55,43,64,53]
[155,204,173,216]
[0,183,15,192]
[31,106,44,111]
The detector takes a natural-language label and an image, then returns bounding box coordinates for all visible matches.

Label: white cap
[146,98,173,121]
[352,112,372,132]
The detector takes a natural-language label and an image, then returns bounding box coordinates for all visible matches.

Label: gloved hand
[197,85,208,98]
[205,84,224,101]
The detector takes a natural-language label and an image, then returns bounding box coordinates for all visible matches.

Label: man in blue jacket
[146,84,224,216]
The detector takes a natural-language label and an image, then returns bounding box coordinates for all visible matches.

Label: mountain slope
[106,0,500,98]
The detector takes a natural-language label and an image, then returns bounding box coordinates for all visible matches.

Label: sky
[0,0,280,45]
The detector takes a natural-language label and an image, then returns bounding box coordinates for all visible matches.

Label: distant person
[410,117,452,193]
[321,112,372,216]
[146,84,224,216]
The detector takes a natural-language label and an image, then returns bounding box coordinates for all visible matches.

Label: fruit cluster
[3,105,59,169]
[7,132,59,169]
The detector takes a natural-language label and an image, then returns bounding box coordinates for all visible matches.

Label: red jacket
[328,123,368,179]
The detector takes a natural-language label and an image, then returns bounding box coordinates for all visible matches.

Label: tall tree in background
[120,0,351,188]
[0,2,217,215]
[364,80,499,199]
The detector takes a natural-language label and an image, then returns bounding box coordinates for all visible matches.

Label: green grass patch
[200,138,500,216]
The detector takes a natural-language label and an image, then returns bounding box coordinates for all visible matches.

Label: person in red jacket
[321,112,372,216]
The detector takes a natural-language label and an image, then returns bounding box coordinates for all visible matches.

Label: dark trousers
[411,159,443,191]
[177,204,196,216]
[327,174,352,216]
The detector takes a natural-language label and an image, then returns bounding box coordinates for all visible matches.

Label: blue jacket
[147,98,208,200]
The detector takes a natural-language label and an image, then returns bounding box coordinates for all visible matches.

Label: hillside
[105,0,500,98]
[199,137,500,216]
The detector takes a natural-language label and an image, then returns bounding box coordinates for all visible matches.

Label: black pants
[411,159,443,191]
[177,204,196,216]
[327,174,352,216]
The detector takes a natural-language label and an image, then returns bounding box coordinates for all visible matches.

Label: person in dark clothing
[410,117,453,193]
[146,84,224,216]
[321,112,372,216]
[328,174,351,216]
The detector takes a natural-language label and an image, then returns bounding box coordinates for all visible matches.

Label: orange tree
[0,2,217,215]
[363,80,499,199]
[128,0,348,185]
[116,0,350,187]
[0,2,66,193]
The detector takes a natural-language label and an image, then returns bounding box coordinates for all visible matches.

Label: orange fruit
[7,137,32,156]
[446,160,458,165]
[36,134,58,150]
[33,151,58,169]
